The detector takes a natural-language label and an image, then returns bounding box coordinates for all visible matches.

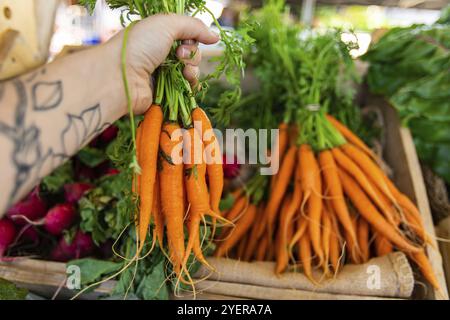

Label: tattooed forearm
[0,69,107,211]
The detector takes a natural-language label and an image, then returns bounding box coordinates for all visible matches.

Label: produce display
[213,0,440,291]
[363,6,450,184]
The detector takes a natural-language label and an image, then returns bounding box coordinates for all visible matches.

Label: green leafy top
[231,0,361,150]
[363,16,450,183]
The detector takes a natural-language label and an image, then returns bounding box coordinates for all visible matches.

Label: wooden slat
[0,259,115,300]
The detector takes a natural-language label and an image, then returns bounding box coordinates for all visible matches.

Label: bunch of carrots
[215,112,439,290]
[212,0,440,292]
[90,0,250,290]
[134,105,228,284]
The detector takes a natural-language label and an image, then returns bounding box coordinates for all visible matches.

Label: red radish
[0,218,17,258]
[50,231,94,262]
[44,204,76,235]
[20,225,40,244]
[104,168,120,176]
[89,136,100,148]
[74,161,97,180]
[222,154,241,179]
[95,161,112,177]
[99,125,119,144]
[64,183,93,204]
[72,231,95,256]
[7,187,47,225]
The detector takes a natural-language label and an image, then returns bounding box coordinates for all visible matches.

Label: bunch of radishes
[0,184,94,262]
[0,124,120,262]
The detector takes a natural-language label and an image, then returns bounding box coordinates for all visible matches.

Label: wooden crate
[366,96,448,300]
[0,98,447,300]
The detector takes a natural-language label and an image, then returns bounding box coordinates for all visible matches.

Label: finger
[176,44,202,66]
[182,39,198,45]
[165,14,219,45]
[183,65,200,88]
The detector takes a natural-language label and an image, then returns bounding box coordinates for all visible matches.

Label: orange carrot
[374,232,393,257]
[192,107,224,234]
[326,114,376,159]
[138,105,163,250]
[183,128,213,267]
[276,157,303,274]
[344,215,362,264]
[402,208,427,245]
[243,203,265,261]
[338,169,420,253]
[219,195,249,241]
[321,208,332,274]
[226,195,249,223]
[299,144,324,264]
[237,234,248,259]
[288,213,308,258]
[381,173,425,227]
[409,250,440,290]
[159,122,185,273]
[319,150,358,250]
[299,232,315,284]
[189,215,210,267]
[275,194,294,273]
[270,122,289,191]
[357,217,370,263]
[341,144,398,207]
[215,204,257,258]
[332,148,398,226]
[223,188,244,218]
[329,210,342,273]
[256,234,269,261]
[152,175,164,248]
[265,146,297,240]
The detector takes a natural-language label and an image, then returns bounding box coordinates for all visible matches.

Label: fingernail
[183,39,197,45]
[181,47,191,59]
[210,30,220,39]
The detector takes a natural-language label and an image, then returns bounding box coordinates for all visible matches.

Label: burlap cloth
[194,252,414,299]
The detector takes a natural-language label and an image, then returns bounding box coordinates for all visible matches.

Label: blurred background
[49,0,446,58]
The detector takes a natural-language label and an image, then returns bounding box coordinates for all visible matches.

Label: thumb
[163,14,220,45]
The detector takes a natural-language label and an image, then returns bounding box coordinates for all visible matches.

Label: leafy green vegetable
[68,259,123,285]
[41,161,73,192]
[363,17,450,183]
[77,147,107,168]
[0,278,28,300]
[134,260,169,300]
[79,172,132,245]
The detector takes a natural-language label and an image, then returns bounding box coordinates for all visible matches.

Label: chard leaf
[68,259,122,285]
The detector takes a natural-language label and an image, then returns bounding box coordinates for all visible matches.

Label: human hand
[107,14,219,115]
